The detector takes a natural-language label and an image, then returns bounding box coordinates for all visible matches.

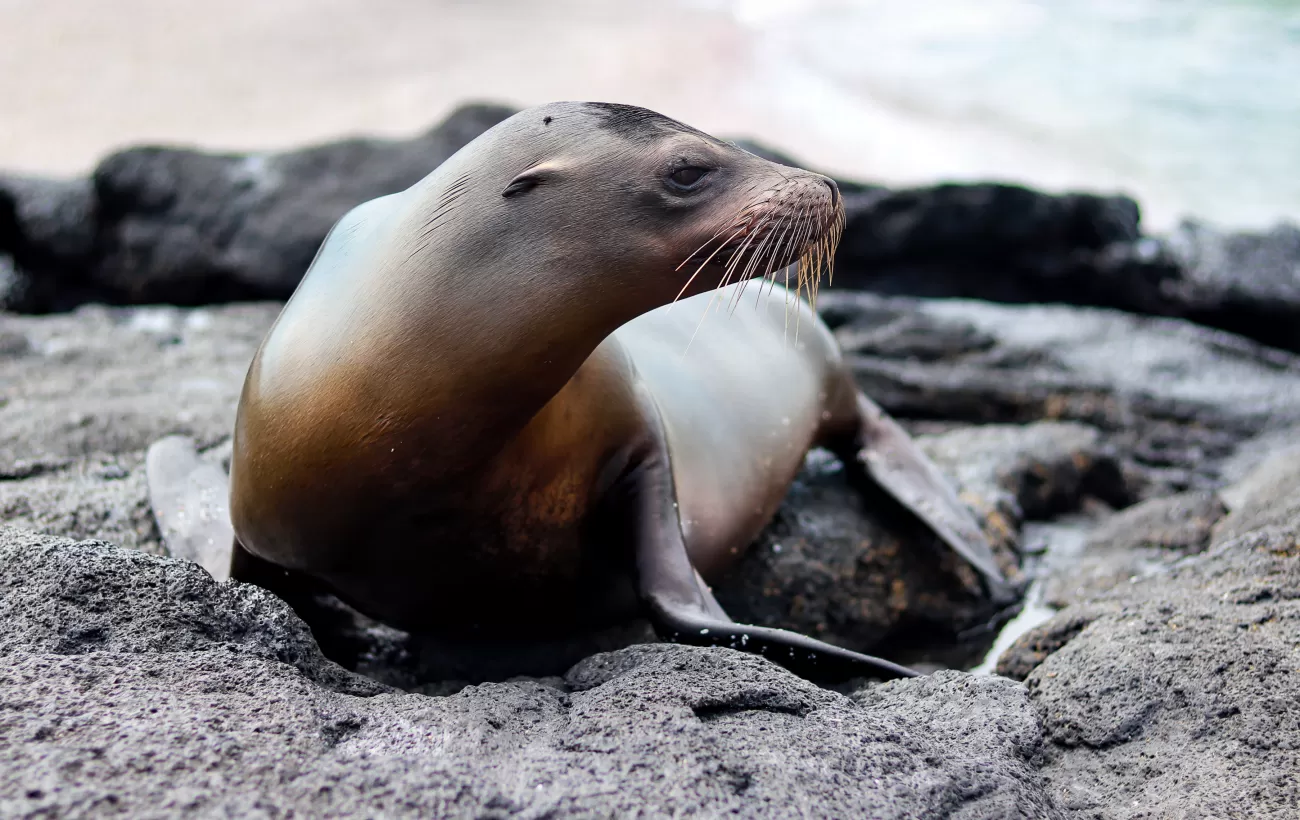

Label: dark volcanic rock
[825,183,1300,353]
[833,182,1142,296]
[0,103,514,311]
[997,447,1300,818]
[715,423,1117,667]
[0,175,99,311]
[0,528,382,697]
[0,530,1059,819]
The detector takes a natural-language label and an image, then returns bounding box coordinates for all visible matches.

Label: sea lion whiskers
[723,186,801,310]
[673,177,792,276]
[760,205,807,335]
[786,207,818,341]
[782,186,845,332]
[718,209,781,309]
[669,181,790,312]
[728,215,786,312]
[669,218,756,310]
[683,213,776,352]
[730,190,810,314]
[709,196,787,318]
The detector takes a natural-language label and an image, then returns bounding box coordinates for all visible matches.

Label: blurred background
[1,0,1296,231]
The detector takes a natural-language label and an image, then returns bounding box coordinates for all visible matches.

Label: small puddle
[969,517,1094,675]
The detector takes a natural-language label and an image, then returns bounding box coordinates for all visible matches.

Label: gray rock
[0,452,161,554]
[0,528,383,697]
[1040,491,1227,609]
[0,303,272,476]
[996,448,1300,818]
[822,290,1300,494]
[0,530,1058,819]
[6,286,1300,816]
[1161,219,1300,350]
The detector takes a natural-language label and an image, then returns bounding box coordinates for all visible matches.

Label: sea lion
[147,101,1013,683]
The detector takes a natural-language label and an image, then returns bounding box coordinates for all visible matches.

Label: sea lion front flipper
[627,436,918,682]
[146,435,235,581]
[848,393,1015,602]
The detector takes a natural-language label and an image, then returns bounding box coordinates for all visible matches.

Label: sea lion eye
[667,167,709,190]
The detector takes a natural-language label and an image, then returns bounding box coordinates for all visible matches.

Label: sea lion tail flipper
[145,435,235,581]
[849,393,1015,602]
[645,591,919,682]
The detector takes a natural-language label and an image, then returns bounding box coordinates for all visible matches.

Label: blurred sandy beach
[2,0,1296,230]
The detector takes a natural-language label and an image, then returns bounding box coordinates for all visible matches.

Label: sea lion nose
[823,177,840,207]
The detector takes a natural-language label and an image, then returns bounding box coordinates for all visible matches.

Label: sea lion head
[453,101,844,312]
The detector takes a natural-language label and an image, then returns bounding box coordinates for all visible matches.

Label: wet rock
[0,530,1058,819]
[996,447,1300,818]
[1040,491,1228,608]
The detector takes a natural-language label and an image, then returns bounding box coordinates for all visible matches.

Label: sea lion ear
[502,164,558,198]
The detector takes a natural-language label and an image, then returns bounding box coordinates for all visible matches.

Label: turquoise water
[707,0,1300,229]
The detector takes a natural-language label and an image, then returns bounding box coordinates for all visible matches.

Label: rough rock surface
[821,290,1300,495]
[4,104,1298,352]
[5,288,1300,815]
[1040,490,1228,609]
[0,530,1060,819]
[996,447,1300,818]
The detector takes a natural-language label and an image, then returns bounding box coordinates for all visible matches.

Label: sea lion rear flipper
[146,435,235,581]
[848,394,1015,602]
[628,440,918,682]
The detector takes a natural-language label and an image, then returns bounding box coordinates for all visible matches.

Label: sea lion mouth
[674,177,846,309]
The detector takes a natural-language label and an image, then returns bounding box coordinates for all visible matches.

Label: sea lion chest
[234,338,649,637]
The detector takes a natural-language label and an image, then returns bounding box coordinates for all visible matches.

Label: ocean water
[692,0,1300,230]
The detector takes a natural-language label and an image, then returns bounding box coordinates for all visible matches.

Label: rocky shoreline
[2,104,1298,817]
